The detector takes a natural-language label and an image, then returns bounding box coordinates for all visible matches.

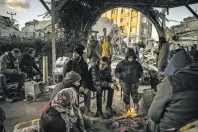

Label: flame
[124,107,137,118]
[5,0,30,11]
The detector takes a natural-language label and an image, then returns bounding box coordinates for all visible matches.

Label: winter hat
[125,48,137,59]
[64,71,81,83]
[73,44,85,56]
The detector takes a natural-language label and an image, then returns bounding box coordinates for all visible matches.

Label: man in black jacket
[19,48,41,80]
[63,45,91,112]
[90,57,118,117]
[115,48,143,111]
[0,49,27,102]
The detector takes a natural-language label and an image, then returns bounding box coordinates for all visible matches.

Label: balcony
[120,22,128,27]
[131,12,138,17]
[120,13,129,17]
[130,32,137,36]
[130,22,137,26]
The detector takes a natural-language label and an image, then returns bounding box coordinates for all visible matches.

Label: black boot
[106,106,116,115]
[92,111,103,117]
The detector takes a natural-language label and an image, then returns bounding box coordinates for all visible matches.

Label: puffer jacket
[90,61,112,92]
[115,48,143,83]
[148,50,198,132]
[63,57,89,88]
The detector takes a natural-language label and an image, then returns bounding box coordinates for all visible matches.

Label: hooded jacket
[115,48,143,83]
[148,50,198,132]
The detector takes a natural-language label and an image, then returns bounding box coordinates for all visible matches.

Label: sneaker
[5,97,14,103]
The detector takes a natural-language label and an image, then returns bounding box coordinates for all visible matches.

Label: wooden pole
[51,0,56,84]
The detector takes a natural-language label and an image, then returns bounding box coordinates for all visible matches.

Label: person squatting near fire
[90,56,119,117]
[115,48,143,111]
[144,50,198,132]
[0,49,27,102]
[19,48,42,80]
[63,44,92,113]
[40,88,87,132]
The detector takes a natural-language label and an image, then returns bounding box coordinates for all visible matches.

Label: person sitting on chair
[0,49,27,102]
[19,48,41,80]
[90,56,118,117]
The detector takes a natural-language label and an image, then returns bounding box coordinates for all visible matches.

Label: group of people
[37,32,144,131]
[0,48,41,102]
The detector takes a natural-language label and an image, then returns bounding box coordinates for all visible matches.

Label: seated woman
[39,88,86,132]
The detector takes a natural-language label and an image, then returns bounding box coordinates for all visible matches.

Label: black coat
[19,53,40,73]
[89,61,112,92]
[63,57,89,88]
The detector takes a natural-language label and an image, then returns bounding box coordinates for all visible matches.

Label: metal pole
[185,4,198,19]
[197,28,198,49]
[51,0,56,84]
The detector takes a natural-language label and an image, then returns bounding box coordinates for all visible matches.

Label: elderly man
[145,50,198,132]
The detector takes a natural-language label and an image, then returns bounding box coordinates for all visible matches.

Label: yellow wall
[101,7,139,37]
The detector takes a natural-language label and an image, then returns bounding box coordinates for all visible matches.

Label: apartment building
[101,8,152,45]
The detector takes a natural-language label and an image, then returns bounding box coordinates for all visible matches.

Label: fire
[124,107,137,118]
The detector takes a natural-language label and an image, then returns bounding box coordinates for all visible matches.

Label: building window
[120,26,124,33]
[120,18,124,22]
[121,9,124,13]
[111,9,116,14]
[132,9,137,12]
[131,17,136,22]
[130,27,136,33]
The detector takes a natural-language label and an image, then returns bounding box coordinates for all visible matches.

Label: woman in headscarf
[39,88,86,132]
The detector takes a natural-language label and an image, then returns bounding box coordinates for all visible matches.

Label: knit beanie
[73,45,85,56]
[64,71,81,83]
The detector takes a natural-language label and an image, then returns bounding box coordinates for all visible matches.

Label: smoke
[5,0,30,11]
